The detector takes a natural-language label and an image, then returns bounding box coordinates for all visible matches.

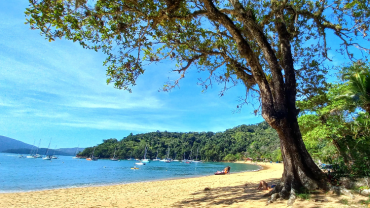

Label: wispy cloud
[60,119,170,131]
[65,95,163,110]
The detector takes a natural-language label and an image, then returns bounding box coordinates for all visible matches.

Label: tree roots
[266,182,357,206]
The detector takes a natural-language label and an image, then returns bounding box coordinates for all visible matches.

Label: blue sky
[0,0,265,148]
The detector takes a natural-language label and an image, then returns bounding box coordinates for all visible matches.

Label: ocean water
[0,153,259,193]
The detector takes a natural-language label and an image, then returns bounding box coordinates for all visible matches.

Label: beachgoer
[227,166,230,174]
[256,180,270,190]
[223,166,228,173]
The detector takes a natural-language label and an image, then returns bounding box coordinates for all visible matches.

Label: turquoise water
[0,153,259,193]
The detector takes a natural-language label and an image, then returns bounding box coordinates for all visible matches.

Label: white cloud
[60,119,169,131]
[64,94,163,110]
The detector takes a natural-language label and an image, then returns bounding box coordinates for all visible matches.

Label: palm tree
[342,62,370,114]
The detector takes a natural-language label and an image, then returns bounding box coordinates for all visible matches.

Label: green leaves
[298,65,370,176]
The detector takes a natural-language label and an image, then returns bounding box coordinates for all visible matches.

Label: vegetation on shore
[79,121,281,162]
[298,62,370,177]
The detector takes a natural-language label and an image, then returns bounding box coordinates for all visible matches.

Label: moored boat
[192,148,202,163]
[72,145,80,159]
[42,139,52,160]
[141,145,150,163]
[152,150,160,161]
[86,146,98,161]
[111,147,118,161]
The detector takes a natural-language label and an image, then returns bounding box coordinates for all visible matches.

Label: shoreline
[0,161,261,194]
[0,162,285,208]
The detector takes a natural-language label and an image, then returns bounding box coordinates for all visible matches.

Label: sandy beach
[1,162,368,208]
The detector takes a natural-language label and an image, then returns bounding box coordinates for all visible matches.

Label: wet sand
[0,162,368,207]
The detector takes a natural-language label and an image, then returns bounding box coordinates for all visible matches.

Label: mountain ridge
[0,135,85,155]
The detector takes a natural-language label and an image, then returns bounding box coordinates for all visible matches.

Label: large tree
[25,0,370,204]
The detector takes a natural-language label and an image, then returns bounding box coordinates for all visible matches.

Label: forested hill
[79,122,281,161]
[0,135,36,152]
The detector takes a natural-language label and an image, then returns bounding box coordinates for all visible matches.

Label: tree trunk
[332,139,352,167]
[200,0,328,204]
[267,112,328,204]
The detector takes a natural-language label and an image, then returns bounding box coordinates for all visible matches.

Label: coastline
[0,162,285,208]
[0,161,263,194]
[0,161,260,194]
[2,162,363,207]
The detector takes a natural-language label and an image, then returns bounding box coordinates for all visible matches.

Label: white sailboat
[141,145,150,163]
[173,152,179,162]
[86,146,98,161]
[192,148,201,163]
[72,145,80,159]
[186,148,193,163]
[34,139,42,158]
[152,150,160,161]
[26,139,36,158]
[51,145,58,159]
[42,139,52,160]
[182,149,193,163]
[164,147,171,163]
[111,147,118,161]
[181,152,188,163]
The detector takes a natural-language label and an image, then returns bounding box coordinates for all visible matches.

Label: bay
[0,153,259,193]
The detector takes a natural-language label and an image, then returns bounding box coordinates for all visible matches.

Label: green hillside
[79,122,281,161]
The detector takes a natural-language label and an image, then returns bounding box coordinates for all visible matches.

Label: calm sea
[0,153,259,193]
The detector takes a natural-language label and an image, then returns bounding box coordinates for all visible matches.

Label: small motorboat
[135,162,145,165]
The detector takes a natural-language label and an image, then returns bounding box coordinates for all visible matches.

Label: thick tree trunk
[267,112,328,204]
[201,0,328,204]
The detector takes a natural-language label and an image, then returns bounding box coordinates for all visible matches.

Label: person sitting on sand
[216,166,230,174]
[256,180,271,190]
[223,166,228,173]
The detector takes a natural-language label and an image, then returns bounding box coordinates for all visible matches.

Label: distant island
[0,135,84,156]
[79,121,281,162]
[0,135,36,152]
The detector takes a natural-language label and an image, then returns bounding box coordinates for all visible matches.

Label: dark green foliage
[79,122,280,161]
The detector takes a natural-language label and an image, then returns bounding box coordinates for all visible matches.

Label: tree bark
[267,111,328,203]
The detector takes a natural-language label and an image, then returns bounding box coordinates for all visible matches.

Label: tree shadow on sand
[172,178,282,207]
[171,178,359,208]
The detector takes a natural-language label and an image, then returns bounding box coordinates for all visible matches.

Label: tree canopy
[25,0,368,99]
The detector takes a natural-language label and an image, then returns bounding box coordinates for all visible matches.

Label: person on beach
[216,166,230,174]
[256,180,271,190]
